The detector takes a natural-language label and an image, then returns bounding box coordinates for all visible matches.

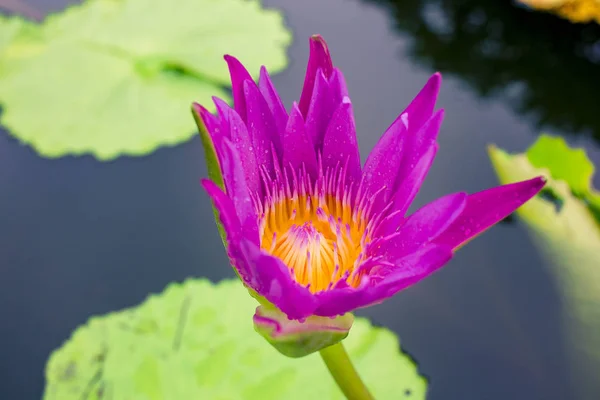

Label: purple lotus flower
[193,35,544,355]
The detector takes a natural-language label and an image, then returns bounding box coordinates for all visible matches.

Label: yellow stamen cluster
[258,182,370,293]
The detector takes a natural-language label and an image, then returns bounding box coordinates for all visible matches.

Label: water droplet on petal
[401,113,409,129]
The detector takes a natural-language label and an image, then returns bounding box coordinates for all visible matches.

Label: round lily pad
[44,279,427,399]
[0,0,291,160]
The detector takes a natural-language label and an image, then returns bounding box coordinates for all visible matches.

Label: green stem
[319,342,375,400]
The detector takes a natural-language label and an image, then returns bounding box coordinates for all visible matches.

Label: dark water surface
[1,0,599,399]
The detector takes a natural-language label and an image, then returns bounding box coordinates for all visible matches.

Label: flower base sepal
[253,306,353,358]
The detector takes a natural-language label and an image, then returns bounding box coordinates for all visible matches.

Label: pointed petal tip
[298,35,335,117]
[308,35,331,62]
[309,36,333,75]
[199,177,215,191]
[191,102,211,129]
[191,103,220,131]
[191,102,202,114]
[309,34,330,56]
[310,34,327,45]
[487,149,547,187]
[191,101,212,114]
[423,72,441,91]
[211,96,230,110]
[316,67,328,80]
[514,175,547,195]
[526,175,548,195]
[418,73,442,105]
[224,55,250,75]
[434,176,548,251]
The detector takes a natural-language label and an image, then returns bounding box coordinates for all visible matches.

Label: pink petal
[313,244,452,317]
[239,240,318,320]
[375,244,453,296]
[224,109,261,196]
[328,68,349,101]
[434,177,546,250]
[244,80,281,172]
[201,179,241,242]
[298,34,334,118]
[283,103,318,176]
[360,114,407,212]
[373,192,467,260]
[321,97,361,183]
[212,96,232,128]
[218,138,260,244]
[393,109,444,192]
[259,66,289,136]
[201,179,256,286]
[389,144,439,218]
[224,55,254,122]
[192,102,226,154]
[304,70,334,150]
[402,73,441,131]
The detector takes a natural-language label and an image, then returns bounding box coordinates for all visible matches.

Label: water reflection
[367,0,600,142]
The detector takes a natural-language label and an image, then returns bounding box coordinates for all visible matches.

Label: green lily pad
[0,0,291,160]
[0,14,33,55]
[489,135,600,399]
[526,135,600,215]
[44,279,427,399]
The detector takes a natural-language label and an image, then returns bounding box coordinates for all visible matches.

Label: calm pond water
[1,0,599,399]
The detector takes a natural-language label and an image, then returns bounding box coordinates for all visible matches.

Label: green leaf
[526,135,600,215]
[0,0,291,160]
[0,15,33,55]
[488,138,600,399]
[44,279,427,399]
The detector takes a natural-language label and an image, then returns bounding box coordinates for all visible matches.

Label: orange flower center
[258,176,371,293]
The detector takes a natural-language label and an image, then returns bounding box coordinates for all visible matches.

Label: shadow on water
[366,0,600,143]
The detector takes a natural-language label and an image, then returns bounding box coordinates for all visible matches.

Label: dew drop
[401,113,409,129]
